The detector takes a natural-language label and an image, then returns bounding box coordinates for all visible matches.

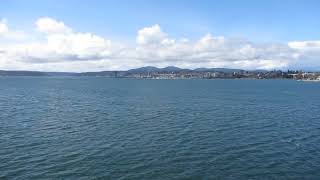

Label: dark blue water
[1,77,320,179]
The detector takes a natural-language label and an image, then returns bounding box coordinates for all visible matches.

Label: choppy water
[1,77,320,179]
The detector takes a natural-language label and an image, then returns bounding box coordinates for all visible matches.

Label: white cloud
[136,24,174,46]
[1,19,320,72]
[288,41,320,51]
[0,19,9,34]
[36,17,72,34]
[0,19,25,40]
[287,41,320,70]
[133,28,295,70]
[4,18,119,64]
[42,32,114,60]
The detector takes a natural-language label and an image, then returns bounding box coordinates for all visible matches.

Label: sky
[0,0,320,72]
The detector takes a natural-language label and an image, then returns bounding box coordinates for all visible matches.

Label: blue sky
[2,0,320,42]
[0,0,320,71]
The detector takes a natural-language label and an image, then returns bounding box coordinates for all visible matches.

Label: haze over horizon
[1,0,320,72]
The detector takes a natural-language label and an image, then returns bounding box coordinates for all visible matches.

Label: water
[1,77,320,179]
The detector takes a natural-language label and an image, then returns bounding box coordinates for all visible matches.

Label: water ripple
[1,78,320,179]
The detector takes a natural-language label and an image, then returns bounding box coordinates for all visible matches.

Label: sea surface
[1,77,320,179]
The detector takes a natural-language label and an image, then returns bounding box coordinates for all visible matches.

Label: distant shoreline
[1,66,320,81]
[0,76,312,81]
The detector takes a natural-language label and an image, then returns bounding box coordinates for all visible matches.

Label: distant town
[1,66,320,81]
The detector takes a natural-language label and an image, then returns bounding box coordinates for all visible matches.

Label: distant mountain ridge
[193,68,243,73]
[128,66,191,73]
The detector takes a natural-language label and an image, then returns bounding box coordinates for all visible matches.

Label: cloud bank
[0,17,319,72]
